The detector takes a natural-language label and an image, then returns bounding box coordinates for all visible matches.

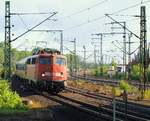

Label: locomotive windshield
[39,57,51,64]
[56,58,66,65]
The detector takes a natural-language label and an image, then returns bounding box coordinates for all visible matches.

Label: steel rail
[65,86,150,121]
[41,92,121,121]
[69,75,150,88]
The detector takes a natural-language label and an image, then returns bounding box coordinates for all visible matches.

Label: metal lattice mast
[4,1,11,80]
[123,22,127,79]
[139,6,148,98]
[83,45,86,76]
[100,34,103,76]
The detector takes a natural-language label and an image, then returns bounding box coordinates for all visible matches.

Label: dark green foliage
[113,72,124,79]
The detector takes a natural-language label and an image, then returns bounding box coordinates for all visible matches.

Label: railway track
[32,87,149,121]
[40,91,114,121]
[65,86,150,121]
[11,76,150,121]
[70,75,150,88]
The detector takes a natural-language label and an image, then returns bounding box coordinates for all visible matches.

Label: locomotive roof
[16,54,66,65]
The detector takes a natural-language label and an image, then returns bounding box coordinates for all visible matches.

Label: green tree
[131,64,140,80]
[111,58,117,68]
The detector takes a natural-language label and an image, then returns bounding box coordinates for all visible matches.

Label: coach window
[31,58,36,64]
[27,58,31,64]
[56,58,66,65]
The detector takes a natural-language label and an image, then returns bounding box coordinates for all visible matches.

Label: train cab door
[37,55,52,81]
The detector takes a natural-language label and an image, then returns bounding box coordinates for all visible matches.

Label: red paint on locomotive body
[15,52,67,93]
[36,54,67,82]
[36,54,53,81]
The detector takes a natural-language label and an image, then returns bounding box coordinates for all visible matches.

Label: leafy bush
[0,80,27,110]
[131,64,140,80]
[119,80,131,92]
[144,90,150,99]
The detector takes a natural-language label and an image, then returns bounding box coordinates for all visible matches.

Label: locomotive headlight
[42,73,45,77]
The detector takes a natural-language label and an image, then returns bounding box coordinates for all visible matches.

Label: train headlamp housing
[42,73,45,77]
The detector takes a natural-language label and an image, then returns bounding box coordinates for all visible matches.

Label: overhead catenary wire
[51,0,108,29]
[63,0,150,31]
[111,14,150,17]
[64,0,108,18]
[111,0,150,15]
[17,15,29,30]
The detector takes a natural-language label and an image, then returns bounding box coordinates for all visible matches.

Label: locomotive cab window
[27,58,31,64]
[56,58,66,65]
[31,58,36,64]
[39,57,51,64]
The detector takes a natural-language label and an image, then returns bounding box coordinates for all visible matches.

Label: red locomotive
[15,48,67,93]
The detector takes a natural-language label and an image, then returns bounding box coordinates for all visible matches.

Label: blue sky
[0,0,150,64]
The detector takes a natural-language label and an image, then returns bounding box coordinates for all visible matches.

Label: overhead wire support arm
[105,14,140,40]
[10,12,55,15]
[11,12,57,42]
[32,30,62,32]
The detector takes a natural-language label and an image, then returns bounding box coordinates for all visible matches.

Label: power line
[111,0,150,15]
[64,0,108,18]
[64,16,105,31]
[111,14,150,17]
[52,0,108,29]
[64,0,150,31]
[17,15,29,30]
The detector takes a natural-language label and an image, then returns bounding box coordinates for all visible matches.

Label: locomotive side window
[56,58,66,65]
[31,58,36,64]
[39,57,51,64]
[16,64,25,70]
[27,58,31,64]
